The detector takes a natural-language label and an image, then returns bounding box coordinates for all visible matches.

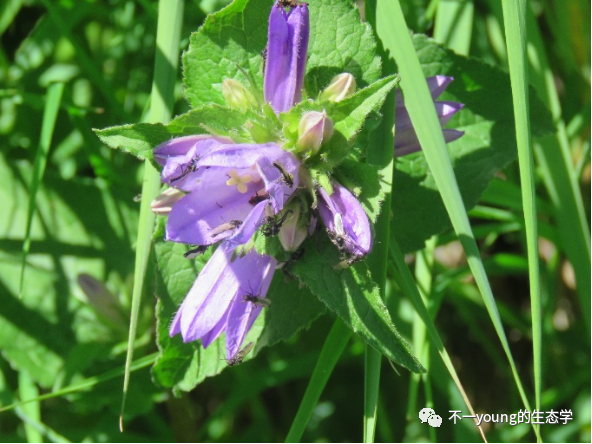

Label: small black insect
[210,220,243,237]
[280,247,304,276]
[170,156,200,183]
[249,191,268,206]
[183,245,208,259]
[272,161,294,187]
[277,0,306,7]
[261,209,293,236]
[226,342,255,367]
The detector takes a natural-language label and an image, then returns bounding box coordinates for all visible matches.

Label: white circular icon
[428,414,442,428]
[419,407,435,423]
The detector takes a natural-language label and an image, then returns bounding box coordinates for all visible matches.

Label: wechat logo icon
[419,408,442,428]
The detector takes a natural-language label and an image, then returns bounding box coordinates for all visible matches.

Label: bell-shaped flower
[169,244,276,361]
[264,2,309,114]
[154,136,301,247]
[394,76,464,157]
[317,181,372,261]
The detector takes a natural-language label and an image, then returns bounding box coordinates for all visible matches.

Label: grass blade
[376,0,538,438]
[285,318,351,443]
[434,0,474,56]
[362,0,399,440]
[19,82,64,296]
[0,353,157,414]
[499,0,542,440]
[119,0,184,431]
[389,239,486,442]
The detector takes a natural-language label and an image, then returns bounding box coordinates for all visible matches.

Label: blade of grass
[499,2,542,441]
[363,0,398,440]
[19,82,64,296]
[376,0,538,439]
[434,0,474,56]
[18,371,42,443]
[389,239,486,442]
[524,3,591,333]
[0,353,157,414]
[285,318,351,443]
[119,0,184,431]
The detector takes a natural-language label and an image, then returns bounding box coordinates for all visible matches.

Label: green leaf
[94,105,253,162]
[392,34,554,253]
[290,237,424,373]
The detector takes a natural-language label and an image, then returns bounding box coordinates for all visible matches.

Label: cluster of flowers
[151,1,463,363]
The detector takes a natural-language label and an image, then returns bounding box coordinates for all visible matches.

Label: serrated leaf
[94,105,252,162]
[392,34,555,253]
[290,236,424,373]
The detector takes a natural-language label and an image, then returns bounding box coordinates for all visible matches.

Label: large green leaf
[289,236,424,373]
[391,34,554,253]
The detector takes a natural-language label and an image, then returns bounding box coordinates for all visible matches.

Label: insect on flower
[261,208,293,237]
[273,161,294,187]
[210,220,243,238]
[249,191,269,205]
[183,245,208,259]
[279,247,304,276]
[170,155,201,183]
[226,341,255,366]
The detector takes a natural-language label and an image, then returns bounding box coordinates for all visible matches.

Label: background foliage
[0,0,589,442]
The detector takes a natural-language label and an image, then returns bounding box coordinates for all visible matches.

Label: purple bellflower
[169,244,276,359]
[264,3,309,113]
[394,76,464,157]
[157,0,465,364]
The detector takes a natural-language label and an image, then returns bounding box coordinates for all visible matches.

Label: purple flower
[317,181,372,262]
[154,136,300,247]
[169,244,276,360]
[394,75,464,157]
[264,2,309,114]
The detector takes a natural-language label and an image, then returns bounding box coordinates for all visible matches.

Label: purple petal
[257,151,300,212]
[264,4,309,113]
[170,245,239,342]
[224,252,276,358]
[166,172,262,245]
[317,182,372,258]
[396,101,464,131]
[226,200,268,245]
[395,75,454,107]
[394,128,465,157]
[197,143,286,169]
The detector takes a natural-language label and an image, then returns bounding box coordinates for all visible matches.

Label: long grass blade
[389,239,487,442]
[433,0,474,56]
[285,318,351,443]
[18,371,42,443]
[499,1,542,441]
[376,0,538,439]
[19,82,64,296]
[362,0,398,440]
[119,0,184,431]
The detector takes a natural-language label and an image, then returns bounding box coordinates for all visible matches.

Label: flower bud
[296,111,334,154]
[319,73,356,102]
[151,187,185,215]
[278,204,307,252]
[222,79,256,111]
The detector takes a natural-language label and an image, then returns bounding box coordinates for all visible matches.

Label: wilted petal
[151,187,185,215]
[317,182,372,258]
[264,4,309,113]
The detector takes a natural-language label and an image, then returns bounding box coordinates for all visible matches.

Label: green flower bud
[319,73,356,102]
[296,111,334,154]
[222,79,256,111]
